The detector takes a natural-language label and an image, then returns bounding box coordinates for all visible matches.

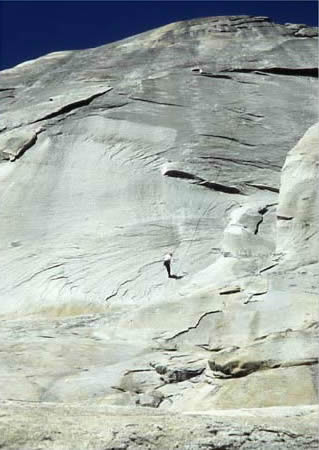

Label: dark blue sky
[0,1,317,70]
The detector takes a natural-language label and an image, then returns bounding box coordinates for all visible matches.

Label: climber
[163,252,173,278]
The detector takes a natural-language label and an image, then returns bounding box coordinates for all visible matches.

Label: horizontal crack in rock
[199,72,233,80]
[163,169,199,180]
[277,215,294,221]
[225,67,318,77]
[123,369,153,376]
[219,287,241,295]
[245,183,280,193]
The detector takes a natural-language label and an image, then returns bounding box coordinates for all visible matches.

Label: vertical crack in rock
[254,203,278,235]
[254,218,264,236]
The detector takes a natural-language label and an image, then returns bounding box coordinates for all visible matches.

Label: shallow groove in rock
[200,156,281,171]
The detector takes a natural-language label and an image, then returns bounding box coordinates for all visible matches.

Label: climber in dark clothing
[163,252,173,278]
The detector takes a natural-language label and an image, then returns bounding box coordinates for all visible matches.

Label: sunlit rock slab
[0,15,318,428]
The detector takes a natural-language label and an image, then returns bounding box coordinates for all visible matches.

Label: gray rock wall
[0,15,318,449]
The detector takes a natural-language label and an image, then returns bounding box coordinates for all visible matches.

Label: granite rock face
[0,16,318,449]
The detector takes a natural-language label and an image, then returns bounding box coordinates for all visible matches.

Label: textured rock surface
[0,402,318,449]
[0,15,318,449]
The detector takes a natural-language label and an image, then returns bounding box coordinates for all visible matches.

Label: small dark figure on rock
[163,252,184,280]
[163,252,173,278]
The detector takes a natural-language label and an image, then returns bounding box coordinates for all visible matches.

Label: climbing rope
[175,165,222,275]
[169,57,245,276]
[176,198,218,275]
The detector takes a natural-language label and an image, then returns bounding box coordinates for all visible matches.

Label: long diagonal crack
[163,168,244,195]
[129,96,185,108]
[104,260,159,302]
[199,133,256,147]
[165,310,222,342]
[245,183,280,193]
[259,263,279,274]
[31,88,112,124]
[13,263,66,289]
